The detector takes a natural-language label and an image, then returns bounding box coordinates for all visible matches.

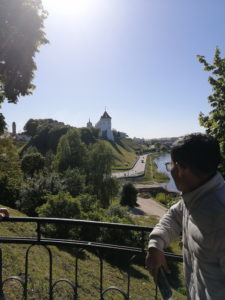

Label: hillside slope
[102,138,149,169]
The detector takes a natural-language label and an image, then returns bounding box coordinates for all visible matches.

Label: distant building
[87,119,93,128]
[95,110,114,141]
[0,122,31,142]
[14,133,31,142]
[12,122,16,136]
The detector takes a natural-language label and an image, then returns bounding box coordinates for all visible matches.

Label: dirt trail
[132,196,167,218]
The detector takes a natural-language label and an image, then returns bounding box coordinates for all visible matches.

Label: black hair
[171,133,221,174]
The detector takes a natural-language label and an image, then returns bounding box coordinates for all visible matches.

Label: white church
[87,110,114,141]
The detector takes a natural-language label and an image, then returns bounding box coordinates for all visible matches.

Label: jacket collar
[182,172,225,209]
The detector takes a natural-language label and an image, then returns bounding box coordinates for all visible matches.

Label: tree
[21,152,45,177]
[0,137,23,207]
[80,127,96,145]
[0,0,48,132]
[197,48,225,174]
[36,192,81,238]
[37,192,80,219]
[120,183,138,207]
[54,128,87,172]
[63,168,85,197]
[54,135,71,172]
[88,141,118,207]
[23,119,40,137]
[19,171,64,216]
[23,119,69,154]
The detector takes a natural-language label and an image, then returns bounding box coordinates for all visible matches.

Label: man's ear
[177,163,186,177]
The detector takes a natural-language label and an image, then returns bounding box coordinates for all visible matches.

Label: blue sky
[2,0,225,139]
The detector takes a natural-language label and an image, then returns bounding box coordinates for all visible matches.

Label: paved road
[132,196,167,218]
[112,154,148,178]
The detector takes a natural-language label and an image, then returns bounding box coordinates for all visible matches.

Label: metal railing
[0,217,183,299]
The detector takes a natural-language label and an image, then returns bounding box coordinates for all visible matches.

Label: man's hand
[145,247,170,282]
[0,208,9,219]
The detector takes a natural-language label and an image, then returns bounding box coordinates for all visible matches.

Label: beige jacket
[148,172,225,300]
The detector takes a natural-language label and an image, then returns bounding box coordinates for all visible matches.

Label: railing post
[36,221,41,241]
[98,251,104,300]
[46,246,53,300]
[141,230,145,251]
[0,248,4,300]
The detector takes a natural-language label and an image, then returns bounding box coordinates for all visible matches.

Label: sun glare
[42,0,91,17]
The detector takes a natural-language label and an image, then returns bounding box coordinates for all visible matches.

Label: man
[0,208,9,219]
[145,133,225,300]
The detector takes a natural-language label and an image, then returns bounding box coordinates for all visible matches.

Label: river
[154,153,180,193]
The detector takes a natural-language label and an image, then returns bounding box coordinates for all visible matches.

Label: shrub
[21,152,45,176]
[36,192,81,238]
[120,183,138,207]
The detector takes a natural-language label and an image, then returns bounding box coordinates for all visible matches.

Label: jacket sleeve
[214,214,225,276]
[148,200,183,251]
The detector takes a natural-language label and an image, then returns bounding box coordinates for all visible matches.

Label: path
[132,196,167,218]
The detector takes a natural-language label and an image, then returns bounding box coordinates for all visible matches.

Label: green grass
[0,206,186,300]
[100,140,138,169]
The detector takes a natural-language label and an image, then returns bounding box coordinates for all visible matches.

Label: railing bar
[0,239,183,261]
[0,248,4,299]
[3,217,153,232]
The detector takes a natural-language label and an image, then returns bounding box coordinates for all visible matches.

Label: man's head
[170,133,220,192]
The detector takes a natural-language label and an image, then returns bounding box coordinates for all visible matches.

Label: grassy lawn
[100,140,138,169]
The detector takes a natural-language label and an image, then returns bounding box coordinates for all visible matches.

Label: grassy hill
[102,138,149,170]
[0,207,186,300]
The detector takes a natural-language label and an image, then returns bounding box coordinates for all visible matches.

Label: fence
[0,217,183,299]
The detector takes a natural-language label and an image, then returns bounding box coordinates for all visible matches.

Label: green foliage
[21,152,45,176]
[23,119,40,136]
[23,145,39,154]
[120,183,138,207]
[54,135,71,172]
[0,0,48,132]
[197,47,225,175]
[23,119,69,154]
[54,128,87,172]
[80,127,97,145]
[19,172,64,216]
[0,113,6,134]
[44,150,55,169]
[78,194,98,213]
[37,192,81,238]
[105,202,131,219]
[37,192,81,219]
[63,168,85,197]
[88,141,119,207]
[0,137,22,207]
[89,141,113,179]
[155,192,180,208]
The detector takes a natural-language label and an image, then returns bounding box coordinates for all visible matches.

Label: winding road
[112,154,148,178]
